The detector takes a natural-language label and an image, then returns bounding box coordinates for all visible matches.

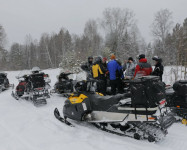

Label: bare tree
[100,8,135,53]
[151,9,173,47]
[84,19,103,55]
[0,24,7,49]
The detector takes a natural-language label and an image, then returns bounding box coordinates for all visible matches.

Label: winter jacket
[123,62,136,77]
[107,60,123,80]
[134,58,152,78]
[81,62,93,72]
[81,62,93,79]
[92,62,106,80]
[152,62,164,81]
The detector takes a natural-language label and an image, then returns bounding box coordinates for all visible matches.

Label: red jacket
[134,58,152,77]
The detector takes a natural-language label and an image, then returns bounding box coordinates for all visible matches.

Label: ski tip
[54,108,60,118]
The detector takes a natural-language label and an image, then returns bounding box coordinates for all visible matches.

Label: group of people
[81,54,164,95]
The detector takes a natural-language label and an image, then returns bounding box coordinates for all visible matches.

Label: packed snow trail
[0,69,186,150]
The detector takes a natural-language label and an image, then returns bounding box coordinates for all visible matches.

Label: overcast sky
[0,0,187,49]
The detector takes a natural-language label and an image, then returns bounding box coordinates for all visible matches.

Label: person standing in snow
[123,57,136,80]
[102,57,108,71]
[81,56,93,79]
[134,54,152,78]
[92,56,107,95]
[107,54,124,95]
[152,56,164,81]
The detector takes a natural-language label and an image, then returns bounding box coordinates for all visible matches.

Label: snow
[0,68,187,150]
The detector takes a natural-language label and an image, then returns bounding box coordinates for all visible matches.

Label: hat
[138,54,145,60]
[110,54,116,60]
[152,56,162,62]
[103,57,107,61]
[128,57,133,61]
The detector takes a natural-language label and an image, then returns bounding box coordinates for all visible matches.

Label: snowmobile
[54,76,175,142]
[52,72,76,97]
[0,71,13,92]
[12,71,51,106]
[166,80,187,125]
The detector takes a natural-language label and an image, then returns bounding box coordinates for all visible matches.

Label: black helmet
[94,56,102,64]
[75,81,87,92]
[152,56,162,63]
[138,54,145,60]
[88,56,93,64]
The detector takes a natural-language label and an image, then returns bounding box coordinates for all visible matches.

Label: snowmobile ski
[54,108,74,127]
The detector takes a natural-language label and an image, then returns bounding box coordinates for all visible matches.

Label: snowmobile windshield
[17,70,31,79]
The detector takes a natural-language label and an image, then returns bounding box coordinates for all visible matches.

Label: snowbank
[0,68,186,150]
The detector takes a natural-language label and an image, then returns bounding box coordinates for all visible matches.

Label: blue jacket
[107,60,123,80]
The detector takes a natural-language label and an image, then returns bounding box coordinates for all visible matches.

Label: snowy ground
[0,68,187,150]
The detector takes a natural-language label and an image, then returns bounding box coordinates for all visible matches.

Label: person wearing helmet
[81,56,93,79]
[31,66,41,74]
[134,54,152,78]
[81,56,93,72]
[92,56,107,95]
[152,56,164,81]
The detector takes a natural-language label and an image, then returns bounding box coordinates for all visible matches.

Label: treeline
[0,8,187,71]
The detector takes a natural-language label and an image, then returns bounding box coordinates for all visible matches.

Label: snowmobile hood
[0,71,5,74]
[139,58,147,63]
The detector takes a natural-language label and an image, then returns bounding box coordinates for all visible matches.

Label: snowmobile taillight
[148,117,156,120]
[19,82,27,86]
[44,74,49,77]
[36,88,43,90]
[159,99,166,105]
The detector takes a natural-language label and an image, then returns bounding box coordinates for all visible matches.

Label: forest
[0,8,187,76]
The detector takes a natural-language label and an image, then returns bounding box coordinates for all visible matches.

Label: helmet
[94,56,102,63]
[152,56,162,63]
[75,81,87,92]
[88,56,93,64]
[31,66,41,74]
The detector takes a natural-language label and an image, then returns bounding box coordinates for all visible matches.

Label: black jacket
[81,62,93,72]
[152,63,164,81]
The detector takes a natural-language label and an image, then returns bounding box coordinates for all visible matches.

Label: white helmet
[31,66,41,74]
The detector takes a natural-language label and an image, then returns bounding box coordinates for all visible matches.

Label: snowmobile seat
[29,73,45,89]
[89,93,130,111]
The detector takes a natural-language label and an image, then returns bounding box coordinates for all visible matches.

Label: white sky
[0,0,187,49]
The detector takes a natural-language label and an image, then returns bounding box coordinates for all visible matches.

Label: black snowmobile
[12,72,50,106]
[166,80,187,125]
[0,72,11,92]
[52,72,76,97]
[54,76,175,142]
